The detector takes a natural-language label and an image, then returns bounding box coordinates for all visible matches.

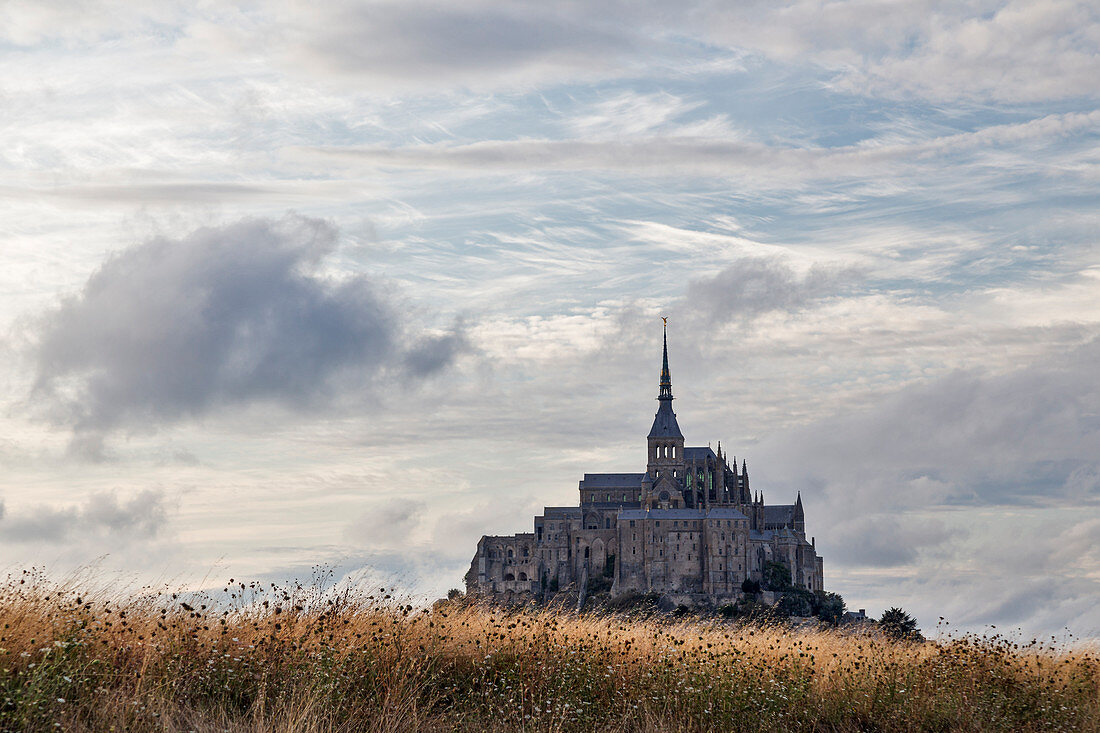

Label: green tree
[740,578,761,595]
[447,588,463,600]
[879,607,923,641]
[777,588,814,617]
[814,591,846,624]
[762,561,792,591]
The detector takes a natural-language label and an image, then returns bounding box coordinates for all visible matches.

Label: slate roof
[647,400,683,438]
[764,505,796,526]
[682,446,717,462]
[618,507,748,521]
[540,507,581,519]
[579,473,645,488]
[619,508,703,520]
[705,507,749,519]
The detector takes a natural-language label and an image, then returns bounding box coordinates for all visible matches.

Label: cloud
[344,499,426,548]
[0,489,169,543]
[5,1,1095,104]
[826,514,960,568]
[758,334,1100,514]
[300,110,1099,180]
[26,215,465,445]
[686,256,861,321]
[277,1,637,90]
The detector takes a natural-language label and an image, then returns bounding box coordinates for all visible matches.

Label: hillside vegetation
[1,570,1097,732]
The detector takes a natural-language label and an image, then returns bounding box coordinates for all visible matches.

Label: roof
[764,505,796,525]
[706,507,749,519]
[619,508,703,520]
[683,446,717,462]
[539,507,581,519]
[618,507,748,521]
[648,400,683,439]
[579,473,645,488]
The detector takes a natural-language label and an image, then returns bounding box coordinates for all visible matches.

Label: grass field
[1,570,1097,732]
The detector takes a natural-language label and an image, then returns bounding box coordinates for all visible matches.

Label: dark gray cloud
[686,256,861,321]
[0,489,168,543]
[28,216,465,444]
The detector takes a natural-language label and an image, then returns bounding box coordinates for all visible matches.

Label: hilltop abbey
[466,325,824,605]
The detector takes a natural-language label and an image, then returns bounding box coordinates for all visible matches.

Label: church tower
[645,319,685,507]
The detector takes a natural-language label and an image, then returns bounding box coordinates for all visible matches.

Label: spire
[658,317,673,401]
[648,317,683,439]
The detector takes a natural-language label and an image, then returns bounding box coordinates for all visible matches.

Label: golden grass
[1,569,1097,732]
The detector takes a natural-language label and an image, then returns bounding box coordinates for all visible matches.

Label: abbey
[466,325,824,605]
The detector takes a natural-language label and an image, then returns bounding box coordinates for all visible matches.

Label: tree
[741,578,761,595]
[814,591,846,624]
[447,588,463,600]
[777,589,814,617]
[879,607,923,641]
[762,561,792,591]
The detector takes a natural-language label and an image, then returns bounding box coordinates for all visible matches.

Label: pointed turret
[645,318,685,507]
[648,320,683,440]
[659,321,673,400]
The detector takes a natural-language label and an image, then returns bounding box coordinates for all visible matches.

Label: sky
[0,0,1098,639]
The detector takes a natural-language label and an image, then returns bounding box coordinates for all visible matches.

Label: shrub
[880,606,923,641]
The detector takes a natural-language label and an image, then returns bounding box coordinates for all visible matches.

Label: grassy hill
[1,571,1097,731]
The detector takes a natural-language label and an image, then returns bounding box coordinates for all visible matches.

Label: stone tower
[644,320,685,508]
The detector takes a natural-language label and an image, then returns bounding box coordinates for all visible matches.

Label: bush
[740,578,761,595]
[879,607,923,641]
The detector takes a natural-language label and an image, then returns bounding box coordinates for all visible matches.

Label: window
[629,520,635,528]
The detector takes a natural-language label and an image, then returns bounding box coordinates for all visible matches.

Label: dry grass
[1,569,1097,732]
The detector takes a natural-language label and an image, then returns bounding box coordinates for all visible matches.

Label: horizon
[1,0,1098,639]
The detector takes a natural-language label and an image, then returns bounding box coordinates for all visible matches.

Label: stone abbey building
[466,326,824,605]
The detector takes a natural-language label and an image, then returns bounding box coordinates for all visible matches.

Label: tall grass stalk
[1,570,1096,731]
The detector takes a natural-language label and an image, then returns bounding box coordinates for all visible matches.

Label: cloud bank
[0,489,169,543]
[28,216,465,451]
